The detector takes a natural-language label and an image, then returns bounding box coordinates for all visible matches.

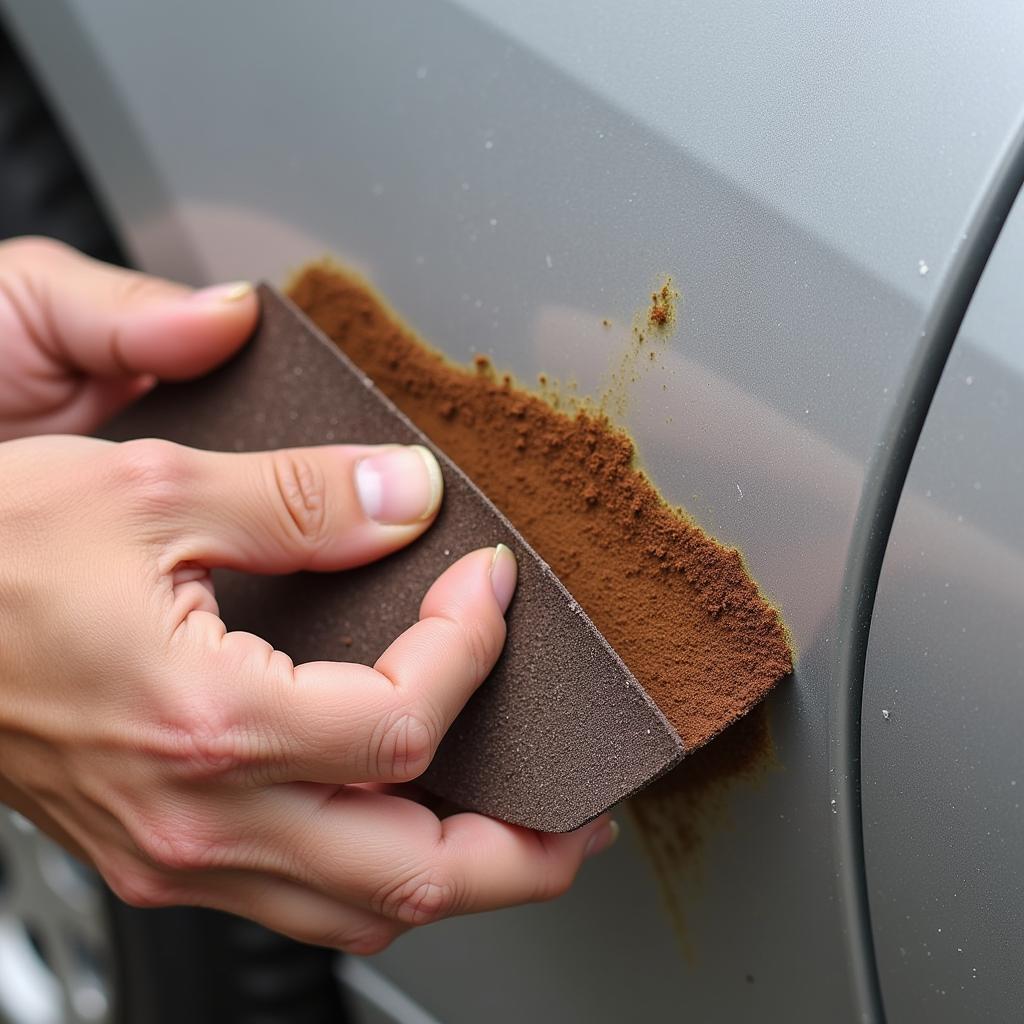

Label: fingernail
[355,445,443,525]
[583,819,620,860]
[489,543,518,613]
[189,281,253,303]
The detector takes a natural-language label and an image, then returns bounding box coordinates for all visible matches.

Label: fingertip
[420,546,511,623]
[121,281,259,380]
[413,446,444,523]
[4,243,258,383]
[188,281,255,305]
[437,811,607,910]
[353,445,443,526]
[488,543,518,613]
[581,817,619,860]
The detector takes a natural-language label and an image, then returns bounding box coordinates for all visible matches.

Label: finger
[4,375,153,440]
[232,546,514,785]
[144,440,443,574]
[2,236,257,381]
[181,871,406,955]
[239,784,617,923]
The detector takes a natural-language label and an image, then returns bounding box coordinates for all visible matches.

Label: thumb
[4,236,258,380]
[114,439,445,574]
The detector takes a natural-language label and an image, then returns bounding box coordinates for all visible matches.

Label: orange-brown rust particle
[647,277,677,330]
[288,261,792,753]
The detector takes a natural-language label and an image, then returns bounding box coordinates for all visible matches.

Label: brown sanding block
[101,285,685,831]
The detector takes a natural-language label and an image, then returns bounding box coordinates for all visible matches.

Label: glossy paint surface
[862,189,1024,1021]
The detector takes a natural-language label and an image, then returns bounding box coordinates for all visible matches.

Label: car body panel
[862,188,1024,1021]
[3,1,1023,1020]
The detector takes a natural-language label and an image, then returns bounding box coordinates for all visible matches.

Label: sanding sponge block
[101,284,685,831]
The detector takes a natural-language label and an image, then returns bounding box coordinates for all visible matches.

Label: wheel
[0,20,349,1024]
[0,810,348,1024]
[0,810,114,1024]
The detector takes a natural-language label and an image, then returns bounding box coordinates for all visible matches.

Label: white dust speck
[489,217,498,227]
[736,482,744,500]
[918,260,929,276]
[882,709,891,721]
[965,375,974,386]
[830,798,838,814]
[545,253,553,269]
[484,139,494,150]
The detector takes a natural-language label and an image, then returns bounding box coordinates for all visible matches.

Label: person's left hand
[0,236,258,440]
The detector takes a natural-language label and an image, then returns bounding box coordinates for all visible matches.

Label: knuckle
[109,438,192,513]
[269,451,329,548]
[378,870,459,926]
[149,702,255,780]
[372,708,438,782]
[126,804,233,874]
[103,860,177,910]
[136,820,227,873]
[178,726,249,778]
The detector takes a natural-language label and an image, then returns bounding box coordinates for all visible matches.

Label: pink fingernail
[489,543,518,613]
[355,445,443,525]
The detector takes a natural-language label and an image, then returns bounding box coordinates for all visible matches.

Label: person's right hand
[0,434,617,954]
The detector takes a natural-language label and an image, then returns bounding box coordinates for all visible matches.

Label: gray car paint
[862,187,1024,1021]
[2,1,1023,1021]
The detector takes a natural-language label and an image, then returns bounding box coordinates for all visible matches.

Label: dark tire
[0,18,349,1024]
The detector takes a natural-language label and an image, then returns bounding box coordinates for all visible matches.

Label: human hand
[0,334,615,956]
[0,236,258,440]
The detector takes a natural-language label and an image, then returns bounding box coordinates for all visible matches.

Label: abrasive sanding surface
[101,285,684,831]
